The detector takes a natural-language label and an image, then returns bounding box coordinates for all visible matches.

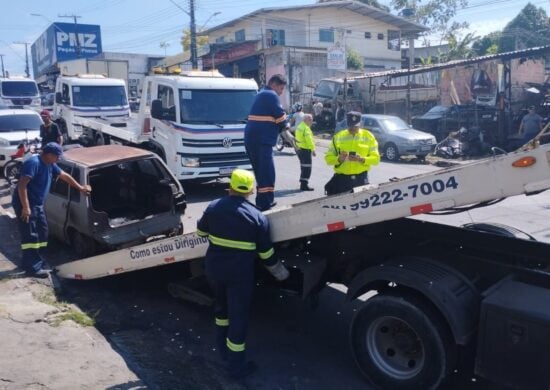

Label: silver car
[361,114,436,162]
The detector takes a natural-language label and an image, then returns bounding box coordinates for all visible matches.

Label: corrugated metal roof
[202,1,427,36]
[354,45,550,80]
[63,145,152,167]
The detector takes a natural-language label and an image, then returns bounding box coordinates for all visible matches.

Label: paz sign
[327,45,345,71]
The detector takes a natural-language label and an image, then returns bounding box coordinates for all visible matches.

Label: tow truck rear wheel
[350,292,455,390]
[70,230,97,258]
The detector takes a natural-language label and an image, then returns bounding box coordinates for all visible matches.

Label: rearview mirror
[151,99,162,119]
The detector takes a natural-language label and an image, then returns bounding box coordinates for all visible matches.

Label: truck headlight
[181,157,200,167]
[32,98,41,105]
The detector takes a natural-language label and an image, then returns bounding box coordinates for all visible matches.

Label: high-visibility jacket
[244,86,288,146]
[325,128,380,175]
[295,121,315,151]
[196,195,277,270]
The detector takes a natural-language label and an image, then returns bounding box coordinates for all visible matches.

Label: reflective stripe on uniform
[274,114,287,124]
[257,186,274,193]
[227,338,245,352]
[248,115,276,122]
[196,229,208,237]
[21,242,48,250]
[208,234,256,250]
[258,247,274,260]
[215,317,229,326]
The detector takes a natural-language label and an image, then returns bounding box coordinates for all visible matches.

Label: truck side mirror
[151,99,162,119]
[55,92,63,104]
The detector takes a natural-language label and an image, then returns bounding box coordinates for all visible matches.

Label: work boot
[300,182,314,191]
[26,269,50,279]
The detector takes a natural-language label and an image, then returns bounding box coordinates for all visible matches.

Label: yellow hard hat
[230,169,255,193]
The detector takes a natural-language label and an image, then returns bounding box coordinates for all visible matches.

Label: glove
[265,260,290,281]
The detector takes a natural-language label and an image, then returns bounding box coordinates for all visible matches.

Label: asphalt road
[2,146,544,389]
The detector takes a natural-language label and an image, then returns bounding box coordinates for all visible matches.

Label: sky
[0,0,548,77]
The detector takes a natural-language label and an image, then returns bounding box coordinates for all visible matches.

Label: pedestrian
[196,169,289,379]
[324,111,380,195]
[336,102,345,123]
[518,105,543,143]
[12,142,91,278]
[39,109,63,145]
[244,74,289,211]
[294,113,316,191]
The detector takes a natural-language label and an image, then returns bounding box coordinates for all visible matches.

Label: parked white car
[362,114,436,162]
[0,108,42,167]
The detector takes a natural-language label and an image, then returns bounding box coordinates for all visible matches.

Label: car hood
[0,130,41,143]
[414,113,442,120]
[390,129,435,140]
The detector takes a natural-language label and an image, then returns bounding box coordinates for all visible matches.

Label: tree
[498,3,550,52]
[390,0,469,37]
[180,29,210,52]
[347,47,363,70]
[439,32,478,62]
[472,31,501,56]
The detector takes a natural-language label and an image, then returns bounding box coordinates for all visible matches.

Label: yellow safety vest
[325,128,380,175]
[295,121,315,151]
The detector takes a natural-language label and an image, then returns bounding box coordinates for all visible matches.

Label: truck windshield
[0,114,42,132]
[313,80,339,99]
[1,81,39,97]
[179,89,256,124]
[72,86,128,107]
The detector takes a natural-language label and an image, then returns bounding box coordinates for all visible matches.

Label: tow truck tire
[350,292,455,390]
[383,143,399,162]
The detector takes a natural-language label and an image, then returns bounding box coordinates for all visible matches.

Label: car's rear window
[0,114,42,132]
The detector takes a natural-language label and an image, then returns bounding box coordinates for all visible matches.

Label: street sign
[327,45,345,71]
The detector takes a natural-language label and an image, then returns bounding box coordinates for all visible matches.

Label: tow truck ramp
[56,143,550,279]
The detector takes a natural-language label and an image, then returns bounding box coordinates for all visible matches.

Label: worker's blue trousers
[245,142,275,211]
[206,264,254,375]
[13,204,48,273]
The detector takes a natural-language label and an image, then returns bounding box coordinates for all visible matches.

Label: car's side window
[50,163,81,202]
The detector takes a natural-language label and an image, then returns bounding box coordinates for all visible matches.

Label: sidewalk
[0,184,145,390]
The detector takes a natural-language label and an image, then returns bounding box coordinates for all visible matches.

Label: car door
[363,117,386,145]
[45,162,81,242]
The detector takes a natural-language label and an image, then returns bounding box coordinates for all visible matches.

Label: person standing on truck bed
[244,74,289,211]
[196,169,289,379]
[324,111,380,195]
[39,109,62,145]
[295,113,316,191]
[518,105,543,143]
[12,143,90,278]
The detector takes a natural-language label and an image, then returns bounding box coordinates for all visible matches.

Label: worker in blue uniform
[244,74,290,211]
[197,169,289,379]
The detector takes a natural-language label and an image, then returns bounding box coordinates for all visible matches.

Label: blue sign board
[32,23,102,78]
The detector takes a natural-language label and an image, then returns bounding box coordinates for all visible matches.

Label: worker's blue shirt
[12,155,61,208]
[245,86,288,146]
[197,195,276,280]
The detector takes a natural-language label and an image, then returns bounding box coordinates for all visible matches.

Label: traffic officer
[294,113,316,191]
[196,169,289,379]
[324,111,380,195]
[244,74,289,211]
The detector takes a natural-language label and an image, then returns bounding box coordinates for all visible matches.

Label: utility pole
[13,42,30,77]
[0,54,5,78]
[58,14,82,56]
[189,0,198,69]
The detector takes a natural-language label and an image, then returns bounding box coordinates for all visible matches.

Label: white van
[0,77,41,111]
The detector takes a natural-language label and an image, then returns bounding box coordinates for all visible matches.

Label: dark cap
[346,111,362,127]
[42,142,63,157]
[529,105,536,110]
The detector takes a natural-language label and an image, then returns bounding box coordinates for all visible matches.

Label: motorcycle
[3,138,41,185]
[275,130,296,152]
[434,127,489,159]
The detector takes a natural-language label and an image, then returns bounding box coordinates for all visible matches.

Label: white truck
[73,70,257,181]
[0,76,41,111]
[55,135,550,390]
[53,74,130,143]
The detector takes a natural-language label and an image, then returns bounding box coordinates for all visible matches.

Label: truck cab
[0,76,41,111]
[141,70,257,180]
[53,74,130,143]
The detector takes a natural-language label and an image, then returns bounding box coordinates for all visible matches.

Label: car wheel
[275,134,285,151]
[383,143,399,162]
[71,230,97,258]
[3,160,21,185]
[350,292,456,390]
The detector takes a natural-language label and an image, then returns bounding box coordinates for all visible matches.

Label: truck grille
[181,137,245,148]
[10,98,32,105]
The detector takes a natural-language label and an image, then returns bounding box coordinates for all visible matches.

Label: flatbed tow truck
[55,137,550,390]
